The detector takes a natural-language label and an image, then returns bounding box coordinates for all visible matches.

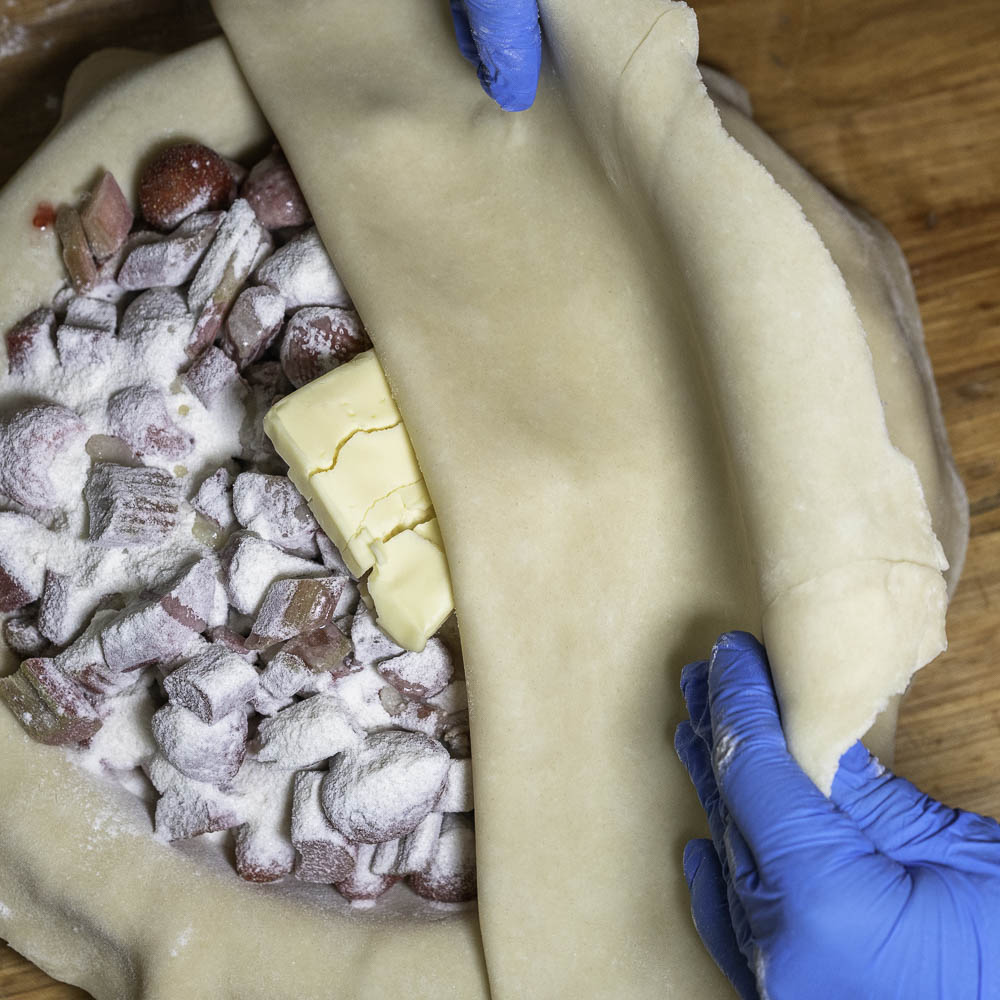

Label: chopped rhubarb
[55,324,113,367]
[186,199,270,357]
[184,346,242,409]
[242,150,311,230]
[159,556,228,632]
[349,603,404,667]
[246,576,350,650]
[3,617,47,657]
[222,285,286,370]
[280,621,355,677]
[254,695,361,769]
[106,384,194,460]
[100,599,202,673]
[55,204,98,293]
[117,211,222,290]
[151,702,247,784]
[85,463,182,547]
[291,771,356,883]
[254,227,350,310]
[372,811,443,877]
[64,295,117,334]
[219,530,326,616]
[0,404,86,510]
[334,844,399,903]
[5,307,57,376]
[231,472,318,558]
[321,731,451,843]
[280,306,370,387]
[79,171,133,262]
[163,646,259,724]
[408,813,477,903]
[376,638,454,701]
[0,657,102,747]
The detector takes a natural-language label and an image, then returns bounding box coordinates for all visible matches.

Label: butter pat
[263,348,454,650]
[263,350,399,497]
[368,519,454,651]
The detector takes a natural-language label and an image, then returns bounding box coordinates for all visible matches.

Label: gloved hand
[449,0,542,111]
[674,630,1000,1000]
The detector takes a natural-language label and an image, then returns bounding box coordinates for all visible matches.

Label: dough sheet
[0,2,967,996]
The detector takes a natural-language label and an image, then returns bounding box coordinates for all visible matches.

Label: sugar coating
[151,702,247,785]
[254,695,361,769]
[164,646,259,724]
[321,731,451,844]
[220,531,327,616]
[232,472,318,558]
[255,228,351,310]
[376,638,453,701]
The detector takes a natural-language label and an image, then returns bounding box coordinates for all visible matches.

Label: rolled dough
[0,1,967,996]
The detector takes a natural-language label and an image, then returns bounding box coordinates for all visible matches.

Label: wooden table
[2,1,998,996]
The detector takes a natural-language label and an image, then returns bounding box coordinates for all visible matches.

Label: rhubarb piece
[334,844,399,903]
[349,603,404,667]
[163,646,258,724]
[376,639,453,701]
[54,609,134,702]
[372,811,443,877]
[160,557,228,632]
[147,755,242,841]
[139,142,236,230]
[151,702,247,784]
[254,695,361,769]
[186,199,271,356]
[222,285,286,369]
[206,625,258,663]
[55,204,98,293]
[435,758,474,813]
[380,690,448,740]
[117,288,195,365]
[64,295,117,334]
[246,576,350,650]
[233,822,294,883]
[106,384,194,460]
[321,731,451,843]
[79,171,133,261]
[219,530,326,616]
[252,649,310,715]
[315,531,350,575]
[281,621,355,676]
[255,227,350,310]
[117,211,222,290]
[85,463,182,547]
[408,813,477,903]
[0,404,86,510]
[6,307,57,375]
[0,657,102,747]
[428,679,469,715]
[184,346,241,409]
[100,599,202,673]
[232,472,318,557]
[191,467,236,534]
[3,617,47,657]
[242,150,311,230]
[280,307,370,387]
[0,513,46,611]
[36,569,86,647]
[441,718,472,760]
[291,771,355,883]
[55,324,113,367]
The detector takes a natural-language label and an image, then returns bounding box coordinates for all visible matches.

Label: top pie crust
[0,1,968,997]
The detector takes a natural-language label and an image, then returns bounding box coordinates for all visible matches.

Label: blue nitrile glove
[674,630,1000,1000]
[450,0,542,111]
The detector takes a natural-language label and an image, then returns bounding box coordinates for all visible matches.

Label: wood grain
[2,0,999,996]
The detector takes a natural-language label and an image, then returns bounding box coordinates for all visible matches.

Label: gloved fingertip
[478,67,539,112]
[449,0,480,65]
[838,740,874,774]
[682,837,711,889]
[713,630,762,657]
[680,659,708,695]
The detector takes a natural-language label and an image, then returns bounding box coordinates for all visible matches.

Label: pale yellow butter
[368,519,454,651]
[262,350,399,498]
[263,348,455,649]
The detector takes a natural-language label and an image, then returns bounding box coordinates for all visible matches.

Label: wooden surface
[1,0,999,996]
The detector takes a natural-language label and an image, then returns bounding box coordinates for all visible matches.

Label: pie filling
[0,141,476,907]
